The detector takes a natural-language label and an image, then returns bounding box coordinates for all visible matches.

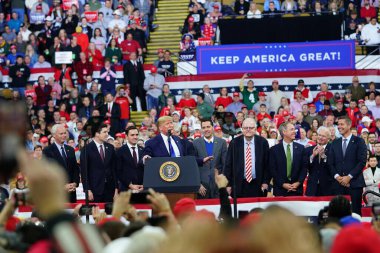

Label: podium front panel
[143,156,200,193]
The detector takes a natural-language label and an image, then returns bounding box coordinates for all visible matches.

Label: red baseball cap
[150,66,157,73]
[214,126,222,131]
[258,92,267,97]
[104,120,111,125]
[319,91,326,96]
[358,99,364,103]
[233,92,240,97]
[188,16,194,22]
[336,99,344,103]
[36,4,42,10]
[173,198,196,218]
[140,126,147,131]
[157,48,164,53]
[193,132,202,138]
[289,115,296,120]
[213,5,220,9]
[248,110,256,115]
[40,136,48,143]
[308,103,316,108]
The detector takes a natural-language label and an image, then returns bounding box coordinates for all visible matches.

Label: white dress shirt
[282,140,293,160]
[93,140,105,159]
[161,133,180,157]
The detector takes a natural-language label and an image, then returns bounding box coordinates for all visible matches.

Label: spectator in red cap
[253,92,269,113]
[144,65,165,111]
[226,92,245,115]
[314,91,327,112]
[333,99,347,119]
[181,16,201,40]
[304,103,323,126]
[293,79,313,103]
[314,82,334,102]
[153,48,165,67]
[239,73,258,110]
[115,85,133,130]
[173,198,196,220]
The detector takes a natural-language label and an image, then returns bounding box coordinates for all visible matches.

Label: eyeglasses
[242,127,255,130]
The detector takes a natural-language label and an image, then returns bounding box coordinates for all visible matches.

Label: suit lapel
[254,136,261,171]
[91,141,103,163]
[345,136,356,158]
[292,143,298,177]
[158,134,170,156]
[173,136,184,156]
[212,137,219,156]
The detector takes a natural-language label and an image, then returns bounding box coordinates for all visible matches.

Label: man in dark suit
[43,124,80,203]
[77,96,94,120]
[80,123,118,202]
[193,119,227,198]
[328,116,367,215]
[123,51,146,111]
[269,122,308,196]
[100,93,121,136]
[224,118,270,197]
[116,126,144,192]
[305,126,333,196]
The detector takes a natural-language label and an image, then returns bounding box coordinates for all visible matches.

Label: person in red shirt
[120,33,142,62]
[115,85,133,130]
[360,0,377,22]
[74,52,94,89]
[314,82,334,102]
[215,87,233,108]
[86,43,104,67]
[346,100,359,126]
[177,89,197,108]
[35,76,52,107]
[293,79,312,103]
[54,64,73,87]
[72,26,89,52]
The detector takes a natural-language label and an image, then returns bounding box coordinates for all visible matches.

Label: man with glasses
[305,126,333,196]
[269,122,308,196]
[224,118,270,197]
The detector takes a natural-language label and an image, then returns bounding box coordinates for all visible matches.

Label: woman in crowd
[215,87,233,108]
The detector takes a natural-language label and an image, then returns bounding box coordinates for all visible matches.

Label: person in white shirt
[108,10,127,34]
[247,2,262,19]
[33,55,52,68]
[363,155,380,205]
[361,17,380,49]
[268,80,286,115]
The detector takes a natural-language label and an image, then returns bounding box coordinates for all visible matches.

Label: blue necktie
[168,137,176,157]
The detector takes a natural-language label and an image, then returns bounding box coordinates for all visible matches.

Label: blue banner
[196,40,355,74]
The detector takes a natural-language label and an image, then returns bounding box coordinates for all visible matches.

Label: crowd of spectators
[179,0,380,53]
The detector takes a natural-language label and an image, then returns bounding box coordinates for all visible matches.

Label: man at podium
[142,116,213,164]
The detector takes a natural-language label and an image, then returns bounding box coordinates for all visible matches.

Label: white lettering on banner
[211,56,240,64]
[299,52,341,61]
[244,54,296,63]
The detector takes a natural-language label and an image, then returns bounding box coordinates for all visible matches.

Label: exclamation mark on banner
[337,52,340,60]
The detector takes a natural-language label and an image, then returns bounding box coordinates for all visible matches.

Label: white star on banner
[307,86,311,90]
[231,88,235,92]
[177,90,182,95]
[285,86,289,91]
[95,79,99,83]
[328,85,332,89]
[263,87,268,91]
[361,84,365,87]
[210,89,214,93]
[199,89,202,93]
[115,79,119,83]
[338,84,343,89]
[317,86,321,90]
[253,87,257,91]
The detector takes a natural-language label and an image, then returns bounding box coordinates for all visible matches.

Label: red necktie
[245,142,252,183]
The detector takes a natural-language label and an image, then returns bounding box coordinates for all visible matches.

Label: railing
[363,190,380,206]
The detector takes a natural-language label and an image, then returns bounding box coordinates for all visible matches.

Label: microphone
[167,129,172,137]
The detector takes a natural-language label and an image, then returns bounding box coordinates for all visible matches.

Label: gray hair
[242,118,257,128]
[317,126,331,138]
[51,124,65,135]
[278,122,293,138]
[182,89,192,96]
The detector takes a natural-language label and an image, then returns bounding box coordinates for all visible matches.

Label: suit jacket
[43,143,80,202]
[224,135,270,197]
[143,134,185,157]
[363,167,380,204]
[269,141,308,196]
[116,144,144,191]
[100,102,121,136]
[203,93,215,107]
[78,105,94,119]
[123,60,145,88]
[80,141,117,196]
[328,135,367,189]
[193,136,227,197]
[305,144,333,196]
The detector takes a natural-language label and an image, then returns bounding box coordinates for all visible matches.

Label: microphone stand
[83,140,90,223]
[229,131,238,219]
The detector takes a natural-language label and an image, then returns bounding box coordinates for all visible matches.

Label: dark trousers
[93,181,115,203]
[333,182,363,215]
[69,191,77,203]
[237,179,263,198]
[130,85,147,111]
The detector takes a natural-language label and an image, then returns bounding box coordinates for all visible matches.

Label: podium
[143,157,200,208]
